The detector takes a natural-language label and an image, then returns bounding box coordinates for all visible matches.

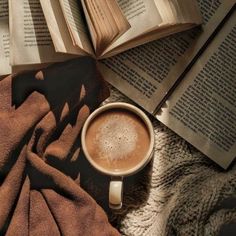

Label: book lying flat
[99,0,236,169]
[0,0,201,74]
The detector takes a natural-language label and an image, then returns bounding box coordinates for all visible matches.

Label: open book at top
[0,0,202,73]
[41,0,202,59]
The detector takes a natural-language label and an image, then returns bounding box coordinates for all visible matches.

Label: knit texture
[102,86,236,236]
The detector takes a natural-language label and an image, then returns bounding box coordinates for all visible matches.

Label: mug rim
[81,102,155,177]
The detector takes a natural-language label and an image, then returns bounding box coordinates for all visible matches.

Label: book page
[153,0,199,24]
[99,0,234,113]
[9,0,71,66]
[40,0,88,56]
[81,0,130,56]
[0,0,11,75]
[158,0,202,24]
[102,0,202,56]
[103,0,162,54]
[157,8,236,169]
[58,0,93,54]
[84,0,118,55]
[154,0,176,23]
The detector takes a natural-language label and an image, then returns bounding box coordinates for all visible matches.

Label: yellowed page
[157,0,201,25]
[81,0,130,56]
[100,22,196,58]
[103,0,163,54]
[87,0,115,55]
[0,0,11,75]
[174,0,202,23]
[9,0,71,66]
[156,9,236,169]
[58,0,93,54]
[154,0,176,23]
[99,0,234,113]
[102,0,202,57]
[155,0,198,24]
[40,0,88,56]
[81,0,98,50]
[106,0,130,35]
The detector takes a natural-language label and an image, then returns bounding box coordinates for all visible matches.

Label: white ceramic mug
[81,102,154,209]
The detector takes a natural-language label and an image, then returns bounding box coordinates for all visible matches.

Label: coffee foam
[95,114,138,162]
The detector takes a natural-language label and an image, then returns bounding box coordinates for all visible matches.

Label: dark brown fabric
[0,58,120,236]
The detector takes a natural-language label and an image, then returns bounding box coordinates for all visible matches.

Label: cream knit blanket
[104,87,236,236]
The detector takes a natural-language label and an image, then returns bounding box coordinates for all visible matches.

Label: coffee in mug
[85,108,150,173]
[82,102,154,209]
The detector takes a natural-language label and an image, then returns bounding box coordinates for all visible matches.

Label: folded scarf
[0,57,119,236]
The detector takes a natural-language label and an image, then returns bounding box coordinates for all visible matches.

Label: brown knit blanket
[0,58,119,236]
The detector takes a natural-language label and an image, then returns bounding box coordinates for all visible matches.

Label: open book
[99,0,236,169]
[0,0,202,75]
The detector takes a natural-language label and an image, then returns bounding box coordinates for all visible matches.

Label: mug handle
[109,177,123,209]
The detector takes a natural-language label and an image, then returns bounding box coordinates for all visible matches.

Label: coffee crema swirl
[85,108,150,172]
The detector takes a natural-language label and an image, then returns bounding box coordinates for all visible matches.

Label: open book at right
[99,0,236,169]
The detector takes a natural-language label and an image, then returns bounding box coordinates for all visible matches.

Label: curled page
[40,0,91,56]
[58,0,93,55]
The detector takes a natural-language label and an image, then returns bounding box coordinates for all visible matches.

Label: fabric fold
[0,58,119,236]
